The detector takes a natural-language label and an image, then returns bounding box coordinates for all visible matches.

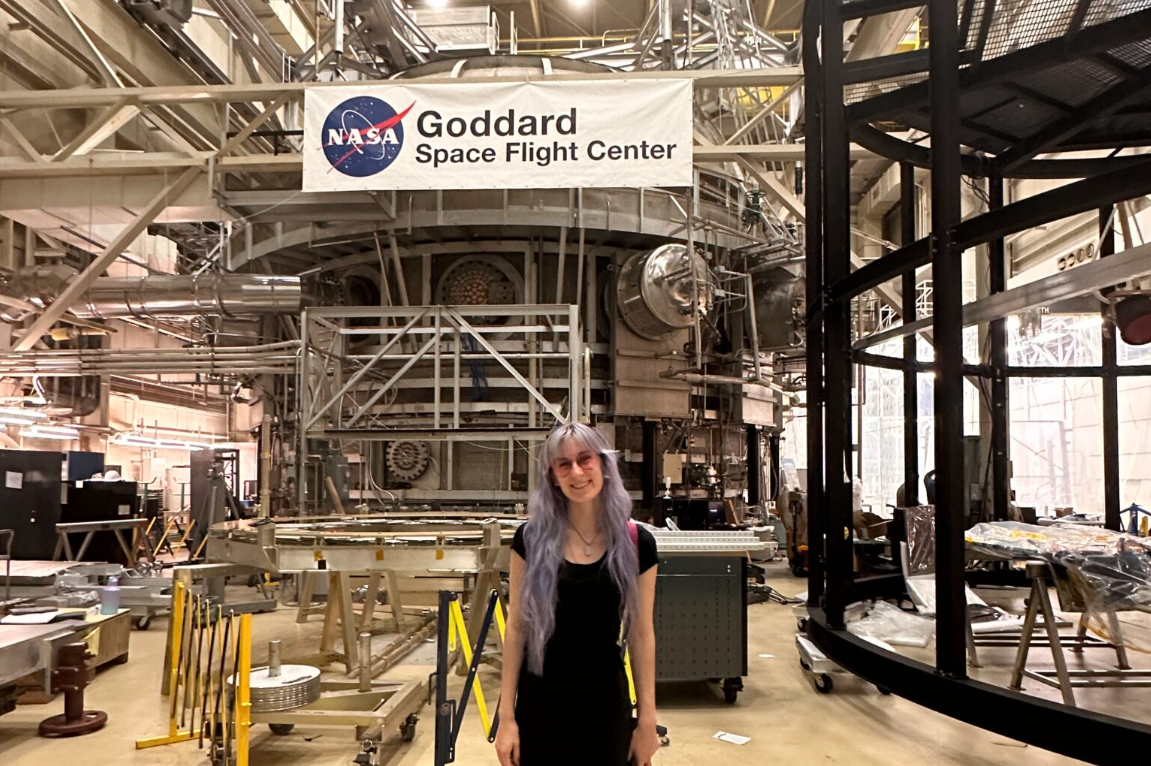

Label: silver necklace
[569,523,600,556]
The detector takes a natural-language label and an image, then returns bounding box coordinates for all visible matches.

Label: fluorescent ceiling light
[0,407,48,423]
[23,425,80,440]
[113,433,208,451]
[0,416,40,426]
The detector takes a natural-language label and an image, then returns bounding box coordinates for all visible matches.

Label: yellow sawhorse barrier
[136,579,253,766]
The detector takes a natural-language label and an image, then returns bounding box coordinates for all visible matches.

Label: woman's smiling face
[550,438,603,504]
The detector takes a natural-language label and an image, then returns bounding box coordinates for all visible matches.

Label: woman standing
[495,423,660,766]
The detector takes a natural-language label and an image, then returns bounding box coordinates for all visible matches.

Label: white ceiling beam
[0,118,45,162]
[13,167,202,351]
[46,0,124,85]
[529,0,543,36]
[0,144,846,180]
[0,0,103,81]
[0,67,804,110]
[56,0,224,143]
[53,100,141,161]
[845,10,920,63]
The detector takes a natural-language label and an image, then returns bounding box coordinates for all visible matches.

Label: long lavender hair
[517,423,639,675]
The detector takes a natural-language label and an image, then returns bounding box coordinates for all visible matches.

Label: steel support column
[819,0,854,630]
[746,424,762,508]
[641,420,659,517]
[928,0,967,679]
[989,178,1010,522]
[1100,206,1121,531]
[803,0,826,608]
[900,162,919,507]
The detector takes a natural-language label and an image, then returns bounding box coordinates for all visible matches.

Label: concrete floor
[2,565,1146,765]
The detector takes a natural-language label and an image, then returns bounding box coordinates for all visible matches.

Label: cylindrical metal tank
[616,244,715,340]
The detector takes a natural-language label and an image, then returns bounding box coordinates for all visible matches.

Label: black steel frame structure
[803,0,1151,761]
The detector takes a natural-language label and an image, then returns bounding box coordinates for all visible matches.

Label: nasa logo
[321,96,415,177]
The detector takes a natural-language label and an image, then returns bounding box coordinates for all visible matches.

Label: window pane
[1119,377,1151,520]
[1009,377,1103,517]
[1008,313,1102,367]
[1118,334,1151,366]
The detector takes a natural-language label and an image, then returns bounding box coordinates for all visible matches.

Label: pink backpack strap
[628,521,638,548]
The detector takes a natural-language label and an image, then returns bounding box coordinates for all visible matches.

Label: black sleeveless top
[512,523,658,672]
[509,523,658,766]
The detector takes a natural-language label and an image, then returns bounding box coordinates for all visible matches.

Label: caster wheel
[660,736,670,747]
[790,563,807,578]
[721,678,742,704]
[814,674,834,694]
[134,615,151,631]
[799,658,811,672]
[797,617,808,633]
[400,714,418,742]
[269,723,295,735]
[877,687,892,696]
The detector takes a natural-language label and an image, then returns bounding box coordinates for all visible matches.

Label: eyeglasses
[551,452,599,478]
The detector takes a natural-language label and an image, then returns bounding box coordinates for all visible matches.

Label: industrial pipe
[1,273,304,322]
[659,368,787,395]
[72,274,304,320]
[0,341,301,377]
[259,414,272,518]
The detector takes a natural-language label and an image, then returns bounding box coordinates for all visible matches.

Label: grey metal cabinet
[654,553,748,702]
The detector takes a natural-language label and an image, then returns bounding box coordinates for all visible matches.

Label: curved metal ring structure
[804,0,1151,761]
[805,608,1151,765]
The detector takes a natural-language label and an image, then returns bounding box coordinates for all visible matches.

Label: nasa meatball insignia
[321,96,414,177]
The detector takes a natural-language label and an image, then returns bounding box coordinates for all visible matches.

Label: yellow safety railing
[447,596,498,737]
[235,613,252,766]
[137,581,199,748]
[451,592,641,737]
[137,581,253,766]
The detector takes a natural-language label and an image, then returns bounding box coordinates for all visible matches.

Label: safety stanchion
[137,582,202,748]
[235,613,252,766]
[434,590,503,766]
[136,587,254,765]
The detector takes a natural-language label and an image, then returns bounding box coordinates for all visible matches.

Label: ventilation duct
[752,269,806,350]
[35,375,101,418]
[1,269,304,322]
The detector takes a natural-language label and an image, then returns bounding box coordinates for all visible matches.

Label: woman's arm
[494,551,526,766]
[628,565,660,765]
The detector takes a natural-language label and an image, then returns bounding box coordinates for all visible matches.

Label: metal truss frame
[298,304,582,504]
[0,72,808,177]
[804,0,1151,759]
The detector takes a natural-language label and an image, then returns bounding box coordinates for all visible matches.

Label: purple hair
[517,423,639,675]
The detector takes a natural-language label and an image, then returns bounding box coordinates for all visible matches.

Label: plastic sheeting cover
[966,521,1151,651]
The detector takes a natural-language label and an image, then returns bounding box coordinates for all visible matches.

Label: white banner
[302,79,693,192]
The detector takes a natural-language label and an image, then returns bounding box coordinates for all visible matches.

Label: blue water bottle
[101,575,121,615]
